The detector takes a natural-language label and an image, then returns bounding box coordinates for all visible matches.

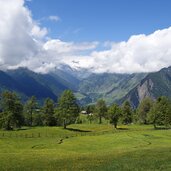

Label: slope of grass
[0,124,170,171]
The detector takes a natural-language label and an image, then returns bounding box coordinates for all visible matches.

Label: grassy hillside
[0,124,170,171]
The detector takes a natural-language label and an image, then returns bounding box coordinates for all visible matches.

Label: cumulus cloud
[44,39,98,54]
[98,28,171,73]
[1,0,171,74]
[34,39,99,73]
[0,0,98,73]
[70,27,171,73]
[0,0,46,70]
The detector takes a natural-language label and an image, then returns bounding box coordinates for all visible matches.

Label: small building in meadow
[80,110,87,114]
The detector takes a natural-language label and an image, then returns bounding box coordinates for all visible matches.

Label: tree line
[89,97,171,129]
[0,90,171,130]
[0,90,79,130]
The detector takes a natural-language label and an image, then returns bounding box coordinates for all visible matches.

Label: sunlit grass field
[0,123,171,171]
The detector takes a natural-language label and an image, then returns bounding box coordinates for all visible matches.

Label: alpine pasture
[0,123,170,171]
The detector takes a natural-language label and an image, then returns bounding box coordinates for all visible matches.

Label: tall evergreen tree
[108,104,121,129]
[148,96,171,128]
[96,99,107,124]
[0,91,23,130]
[137,97,153,124]
[43,98,55,126]
[24,96,38,126]
[121,101,132,124]
[56,90,79,129]
[86,105,95,114]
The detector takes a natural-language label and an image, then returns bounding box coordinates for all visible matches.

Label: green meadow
[0,124,171,171]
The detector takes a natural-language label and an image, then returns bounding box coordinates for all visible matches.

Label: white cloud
[0,0,171,74]
[87,27,171,73]
[44,39,98,54]
[48,15,60,22]
[70,27,171,73]
[0,0,46,70]
[35,39,99,73]
[0,0,98,73]
[31,25,48,38]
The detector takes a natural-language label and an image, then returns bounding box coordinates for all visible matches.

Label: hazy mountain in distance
[56,64,92,80]
[78,72,147,105]
[0,65,171,107]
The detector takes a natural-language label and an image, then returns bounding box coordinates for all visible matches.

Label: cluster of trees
[85,97,171,129]
[85,99,132,128]
[0,90,79,130]
[0,89,171,130]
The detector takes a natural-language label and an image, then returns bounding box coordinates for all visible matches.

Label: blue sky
[26,0,171,42]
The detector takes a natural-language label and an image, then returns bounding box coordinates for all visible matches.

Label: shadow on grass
[66,128,91,132]
[117,128,129,130]
[15,127,34,131]
[154,127,171,130]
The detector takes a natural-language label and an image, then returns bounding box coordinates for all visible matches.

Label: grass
[0,124,171,171]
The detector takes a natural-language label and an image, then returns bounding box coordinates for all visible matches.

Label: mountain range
[0,65,171,107]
